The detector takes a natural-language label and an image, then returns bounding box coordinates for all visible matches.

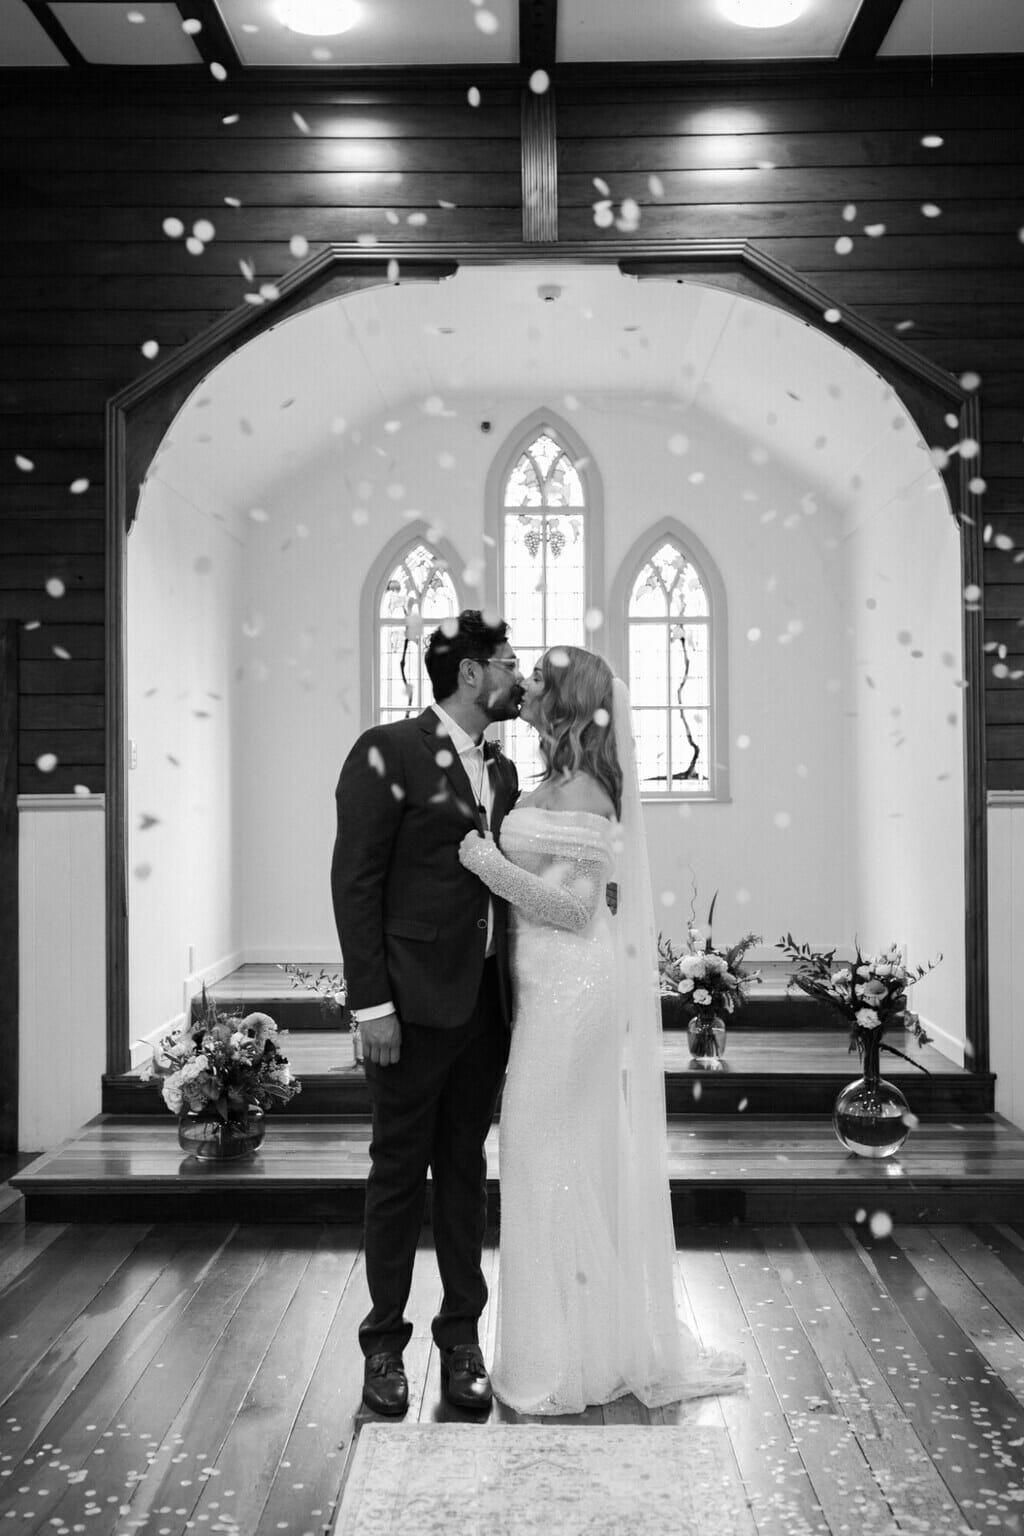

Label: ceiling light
[275,0,359,36]
[719,0,808,27]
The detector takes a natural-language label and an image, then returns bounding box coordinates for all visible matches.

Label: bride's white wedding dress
[467,800,746,1415]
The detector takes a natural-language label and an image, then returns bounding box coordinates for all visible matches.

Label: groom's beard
[477,682,523,722]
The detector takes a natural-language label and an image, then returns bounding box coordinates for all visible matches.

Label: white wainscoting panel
[988,798,1024,1130]
[18,795,106,1152]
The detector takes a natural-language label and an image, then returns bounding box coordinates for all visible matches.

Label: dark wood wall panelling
[0,76,522,794]
[555,61,1024,788]
[1,61,1022,792]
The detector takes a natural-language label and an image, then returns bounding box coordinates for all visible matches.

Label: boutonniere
[482,740,503,764]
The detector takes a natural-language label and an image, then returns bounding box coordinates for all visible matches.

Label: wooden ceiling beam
[519,0,557,72]
[175,0,243,74]
[839,0,905,61]
[21,0,88,66]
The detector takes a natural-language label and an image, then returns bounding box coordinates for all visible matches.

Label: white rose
[692,988,713,1006]
[676,978,695,995]
[856,1007,880,1027]
[679,955,706,978]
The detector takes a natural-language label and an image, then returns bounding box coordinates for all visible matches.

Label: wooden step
[109,1029,994,1117]
[12,1113,1024,1225]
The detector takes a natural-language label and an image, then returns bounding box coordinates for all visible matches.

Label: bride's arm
[458,831,606,933]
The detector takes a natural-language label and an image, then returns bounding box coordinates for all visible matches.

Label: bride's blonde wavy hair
[536,646,623,818]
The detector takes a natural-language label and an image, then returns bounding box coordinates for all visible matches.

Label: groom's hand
[360,1010,402,1066]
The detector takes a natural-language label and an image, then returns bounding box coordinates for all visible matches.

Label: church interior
[3,0,1024,1530]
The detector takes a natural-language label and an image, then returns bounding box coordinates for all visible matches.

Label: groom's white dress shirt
[353,701,496,1024]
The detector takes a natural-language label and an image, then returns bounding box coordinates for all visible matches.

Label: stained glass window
[378,543,458,724]
[502,432,587,782]
[628,540,712,795]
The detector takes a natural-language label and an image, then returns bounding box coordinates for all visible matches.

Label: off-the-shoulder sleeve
[460,820,611,933]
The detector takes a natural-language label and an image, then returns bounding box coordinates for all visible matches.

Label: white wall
[840,444,966,1056]
[18,796,105,1151]
[988,800,1024,1125]
[235,391,849,958]
[126,468,245,1044]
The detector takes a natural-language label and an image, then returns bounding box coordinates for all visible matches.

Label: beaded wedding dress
[461,682,746,1415]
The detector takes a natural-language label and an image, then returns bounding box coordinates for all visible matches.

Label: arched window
[613,520,729,801]
[488,412,604,780]
[376,540,459,725]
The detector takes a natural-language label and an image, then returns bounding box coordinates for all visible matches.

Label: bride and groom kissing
[331,609,744,1419]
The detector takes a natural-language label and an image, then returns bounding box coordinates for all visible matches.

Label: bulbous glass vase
[832,1034,910,1158]
[178,1105,266,1161]
[687,1014,726,1069]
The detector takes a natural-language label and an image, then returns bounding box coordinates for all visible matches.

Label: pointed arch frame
[105,239,987,1077]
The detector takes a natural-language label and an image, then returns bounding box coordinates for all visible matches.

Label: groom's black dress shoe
[362,1352,409,1416]
[439,1344,493,1410]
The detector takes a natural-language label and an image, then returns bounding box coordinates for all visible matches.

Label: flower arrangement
[778,935,938,1068]
[141,986,301,1121]
[658,894,762,1056]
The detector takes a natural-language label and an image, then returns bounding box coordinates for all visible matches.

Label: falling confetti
[210,60,227,79]
[70,477,89,494]
[293,111,311,133]
[864,223,886,237]
[15,454,34,471]
[193,218,215,242]
[141,339,159,359]
[529,69,550,93]
[921,202,942,217]
[467,86,481,107]
[290,234,309,257]
[921,133,944,148]
[869,1210,894,1238]
[823,308,841,324]
[593,708,610,728]
[474,8,499,32]
[834,235,853,254]
[36,752,58,773]
[162,216,184,238]
[182,15,201,31]
[46,578,66,598]
[584,607,604,632]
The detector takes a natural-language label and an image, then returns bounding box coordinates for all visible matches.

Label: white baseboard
[130,1011,186,1070]
[243,947,345,968]
[915,1015,964,1069]
[181,947,246,1019]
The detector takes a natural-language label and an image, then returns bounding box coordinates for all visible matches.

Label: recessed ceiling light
[719,0,808,26]
[275,0,359,36]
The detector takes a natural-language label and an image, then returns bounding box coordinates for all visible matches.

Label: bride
[459,645,746,1415]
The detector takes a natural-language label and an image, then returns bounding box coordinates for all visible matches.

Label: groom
[331,610,523,1416]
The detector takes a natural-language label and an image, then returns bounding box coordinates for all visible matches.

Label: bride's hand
[459,828,497,871]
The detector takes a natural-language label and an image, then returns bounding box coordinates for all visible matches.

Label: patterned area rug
[335,1424,756,1535]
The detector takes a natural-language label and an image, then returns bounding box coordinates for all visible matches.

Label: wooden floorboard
[2,1197,1024,1535]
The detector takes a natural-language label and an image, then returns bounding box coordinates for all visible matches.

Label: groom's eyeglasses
[487,657,520,674]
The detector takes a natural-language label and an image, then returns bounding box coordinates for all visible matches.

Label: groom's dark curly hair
[425,609,510,702]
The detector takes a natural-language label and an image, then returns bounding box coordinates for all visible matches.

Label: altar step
[109,1029,994,1118]
[12,1113,1024,1225]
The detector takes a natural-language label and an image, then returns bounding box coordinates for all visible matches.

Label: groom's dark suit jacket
[331,707,519,1031]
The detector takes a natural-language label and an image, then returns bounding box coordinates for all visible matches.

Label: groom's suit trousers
[358,956,508,1358]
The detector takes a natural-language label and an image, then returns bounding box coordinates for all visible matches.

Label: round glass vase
[687,1013,726,1069]
[178,1105,266,1162]
[832,1033,910,1159]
